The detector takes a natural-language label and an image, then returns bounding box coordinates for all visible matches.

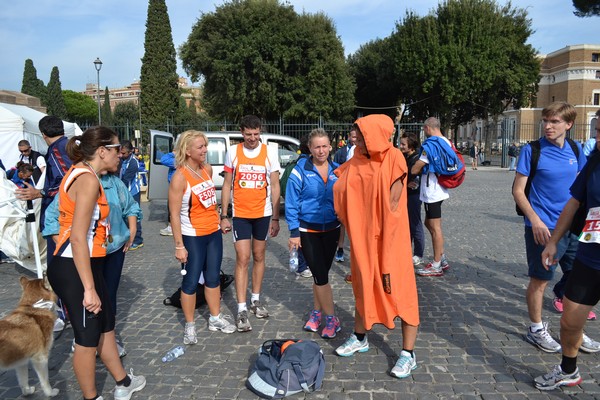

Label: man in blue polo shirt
[512,102,596,354]
[534,117,600,390]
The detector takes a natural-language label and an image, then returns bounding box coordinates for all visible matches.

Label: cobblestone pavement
[1,166,599,399]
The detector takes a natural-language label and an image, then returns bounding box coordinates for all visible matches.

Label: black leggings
[47,256,115,347]
[300,228,340,286]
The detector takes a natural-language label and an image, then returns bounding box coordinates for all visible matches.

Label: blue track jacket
[285,156,340,238]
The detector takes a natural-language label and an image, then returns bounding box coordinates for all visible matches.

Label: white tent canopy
[0,103,82,169]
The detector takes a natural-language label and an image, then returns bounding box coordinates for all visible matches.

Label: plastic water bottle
[289,247,298,273]
[162,345,185,362]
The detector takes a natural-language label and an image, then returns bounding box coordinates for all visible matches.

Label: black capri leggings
[300,227,340,286]
[47,256,115,347]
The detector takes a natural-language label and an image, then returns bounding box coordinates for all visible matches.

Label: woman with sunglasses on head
[169,130,235,345]
[46,127,146,400]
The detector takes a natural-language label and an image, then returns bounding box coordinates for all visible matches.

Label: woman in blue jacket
[285,128,341,338]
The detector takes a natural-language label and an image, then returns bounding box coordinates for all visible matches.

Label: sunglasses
[20,148,31,153]
[104,144,121,151]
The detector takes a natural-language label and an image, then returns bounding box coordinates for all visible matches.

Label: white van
[147,129,300,202]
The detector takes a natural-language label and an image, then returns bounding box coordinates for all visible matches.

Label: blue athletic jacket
[285,156,340,238]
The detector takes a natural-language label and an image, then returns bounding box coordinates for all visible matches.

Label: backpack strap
[523,140,541,201]
[291,363,310,392]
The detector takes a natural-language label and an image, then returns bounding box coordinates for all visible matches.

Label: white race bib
[238,164,267,189]
[579,206,600,245]
[191,180,217,208]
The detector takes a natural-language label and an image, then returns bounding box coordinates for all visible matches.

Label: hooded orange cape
[333,114,419,330]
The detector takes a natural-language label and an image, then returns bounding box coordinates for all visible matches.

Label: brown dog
[0,276,59,397]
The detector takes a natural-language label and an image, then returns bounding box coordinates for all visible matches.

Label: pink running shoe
[304,310,321,332]
[321,315,341,339]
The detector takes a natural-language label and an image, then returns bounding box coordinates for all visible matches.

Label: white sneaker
[113,369,146,400]
[580,333,600,353]
[53,317,65,332]
[525,322,561,353]
[335,334,369,357]
[390,350,417,378]
[183,322,197,345]
[160,225,173,236]
[412,256,423,266]
[208,314,236,334]
[296,269,312,278]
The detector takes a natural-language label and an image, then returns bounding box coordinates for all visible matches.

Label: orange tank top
[54,166,110,258]
[232,144,270,218]
[179,166,219,236]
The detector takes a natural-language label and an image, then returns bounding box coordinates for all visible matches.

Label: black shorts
[564,258,600,306]
[424,200,443,219]
[232,216,270,242]
[47,256,115,347]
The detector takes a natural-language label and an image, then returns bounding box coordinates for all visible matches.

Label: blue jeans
[103,246,126,315]
[407,194,425,258]
[509,156,517,171]
[297,248,308,273]
[132,193,143,245]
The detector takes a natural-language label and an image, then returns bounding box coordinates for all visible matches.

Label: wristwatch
[39,189,46,198]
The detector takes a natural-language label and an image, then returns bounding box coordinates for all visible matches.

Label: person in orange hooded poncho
[333,114,420,379]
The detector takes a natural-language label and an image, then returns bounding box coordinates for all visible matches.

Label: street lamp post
[93,57,103,125]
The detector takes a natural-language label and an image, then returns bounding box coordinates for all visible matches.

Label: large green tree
[21,59,47,105]
[353,0,539,129]
[63,90,98,125]
[113,101,140,140]
[180,0,355,120]
[140,0,180,130]
[573,0,600,16]
[46,66,67,118]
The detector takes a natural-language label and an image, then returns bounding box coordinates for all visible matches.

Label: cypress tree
[101,86,113,126]
[140,0,180,130]
[21,59,47,105]
[46,66,67,118]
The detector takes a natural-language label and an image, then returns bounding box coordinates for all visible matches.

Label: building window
[594,93,600,106]
[593,53,600,62]
[596,70,600,79]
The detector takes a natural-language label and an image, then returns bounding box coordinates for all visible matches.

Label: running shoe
[236,310,252,332]
[534,364,581,391]
[412,255,423,266]
[335,334,369,357]
[208,314,236,334]
[250,300,269,318]
[553,297,596,320]
[304,310,322,332]
[525,322,561,353]
[416,263,443,277]
[335,248,344,262]
[390,350,417,379]
[296,269,313,278]
[321,315,341,339]
[159,225,173,236]
[113,369,147,400]
[183,322,197,345]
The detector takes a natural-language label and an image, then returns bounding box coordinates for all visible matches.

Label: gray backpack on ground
[246,339,325,398]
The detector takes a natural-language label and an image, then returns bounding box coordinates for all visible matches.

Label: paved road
[1,166,599,399]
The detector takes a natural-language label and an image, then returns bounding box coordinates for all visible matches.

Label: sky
[1,0,598,93]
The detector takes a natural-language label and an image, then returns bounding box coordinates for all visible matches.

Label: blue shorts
[181,230,223,294]
[525,226,578,281]
[232,216,270,242]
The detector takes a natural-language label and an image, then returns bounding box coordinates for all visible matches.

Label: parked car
[147,130,300,203]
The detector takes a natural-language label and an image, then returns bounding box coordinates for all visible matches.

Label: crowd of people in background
[0,105,599,397]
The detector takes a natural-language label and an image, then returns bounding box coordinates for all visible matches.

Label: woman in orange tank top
[169,130,235,344]
[46,126,146,400]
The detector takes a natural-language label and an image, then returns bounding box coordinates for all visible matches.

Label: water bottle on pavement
[289,247,298,273]
[162,345,185,362]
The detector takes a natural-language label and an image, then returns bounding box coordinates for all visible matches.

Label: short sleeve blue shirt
[570,161,600,270]
[516,137,586,229]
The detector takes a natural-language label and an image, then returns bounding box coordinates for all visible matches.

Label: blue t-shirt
[570,161,600,270]
[516,137,586,229]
